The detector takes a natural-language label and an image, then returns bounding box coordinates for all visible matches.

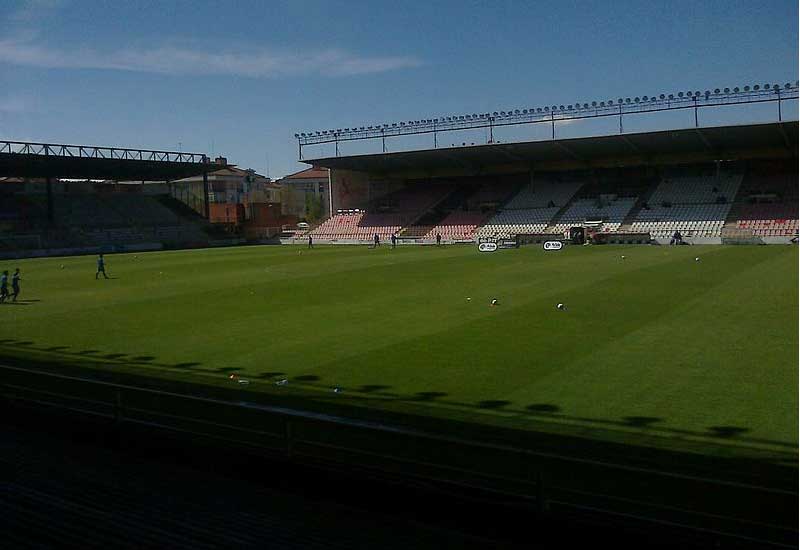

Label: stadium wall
[330,169,370,211]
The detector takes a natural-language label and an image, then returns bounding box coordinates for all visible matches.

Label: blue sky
[0,0,797,177]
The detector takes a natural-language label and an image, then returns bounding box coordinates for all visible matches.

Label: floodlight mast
[293,81,798,159]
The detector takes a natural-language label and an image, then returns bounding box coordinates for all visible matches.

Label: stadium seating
[629,203,732,238]
[477,179,583,238]
[466,179,520,210]
[422,211,487,241]
[0,191,211,251]
[725,165,799,238]
[309,184,454,241]
[308,211,403,241]
[648,172,740,205]
[550,197,638,234]
[628,170,743,238]
[503,180,583,209]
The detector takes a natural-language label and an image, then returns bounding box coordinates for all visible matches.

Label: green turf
[1,244,797,460]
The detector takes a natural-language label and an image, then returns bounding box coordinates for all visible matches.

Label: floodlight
[568,105,573,110]
[634,97,640,103]
[294,133,299,138]
[743,86,750,92]
[599,101,605,107]
[786,83,792,89]
[773,84,780,90]
[723,88,730,93]
[515,109,521,114]
[618,98,623,104]
[537,108,543,113]
[559,105,565,110]
[500,111,506,115]
[591,101,597,106]
[660,94,665,99]
[493,112,499,116]
[678,92,684,98]
[668,94,674,99]
[763,83,770,90]
[753,85,760,90]
[642,96,648,101]
[625,97,631,103]
[544,106,550,111]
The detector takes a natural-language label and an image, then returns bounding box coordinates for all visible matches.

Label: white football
[557,303,565,310]
[695,257,700,262]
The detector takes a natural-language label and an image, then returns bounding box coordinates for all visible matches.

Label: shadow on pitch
[526,404,560,413]
[294,374,321,382]
[622,416,663,428]
[477,400,512,409]
[413,391,448,401]
[0,338,206,377]
[708,426,750,438]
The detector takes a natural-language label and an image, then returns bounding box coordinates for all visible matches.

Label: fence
[0,363,795,547]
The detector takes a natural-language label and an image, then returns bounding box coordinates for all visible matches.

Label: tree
[305,191,323,223]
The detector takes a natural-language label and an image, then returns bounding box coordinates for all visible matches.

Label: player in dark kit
[436,232,442,246]
[96,254,109,279]
[373,233,380,247]
[0,270,8,303]
[391,234,397,248]
[10,268,20,302]
[308,235,313,249]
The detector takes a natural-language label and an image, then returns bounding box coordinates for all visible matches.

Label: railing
[295,82,799,157]
[0,363,795,547]
[0,140,207,164]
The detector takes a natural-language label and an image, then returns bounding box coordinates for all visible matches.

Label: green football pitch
[1,244,797,461]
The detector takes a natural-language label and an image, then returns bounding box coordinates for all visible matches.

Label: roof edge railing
[0,140,208,164]
[294,81,799,158]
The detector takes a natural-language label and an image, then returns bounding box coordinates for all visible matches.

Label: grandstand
[724,160,799,239]
[0,189,211,254]
[299,122,798,245]
[0,141,218,256]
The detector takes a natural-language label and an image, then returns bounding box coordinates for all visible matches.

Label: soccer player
[10,268,20,302]
[373,233,380,247]
[96,254,109,279]
[391,234,397,248]
[0,270,8,303]
[308,235,313,249]
[436,232,442,246]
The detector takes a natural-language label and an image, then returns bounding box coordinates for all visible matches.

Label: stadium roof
[305,121,798,174]
[0,140,214,181]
